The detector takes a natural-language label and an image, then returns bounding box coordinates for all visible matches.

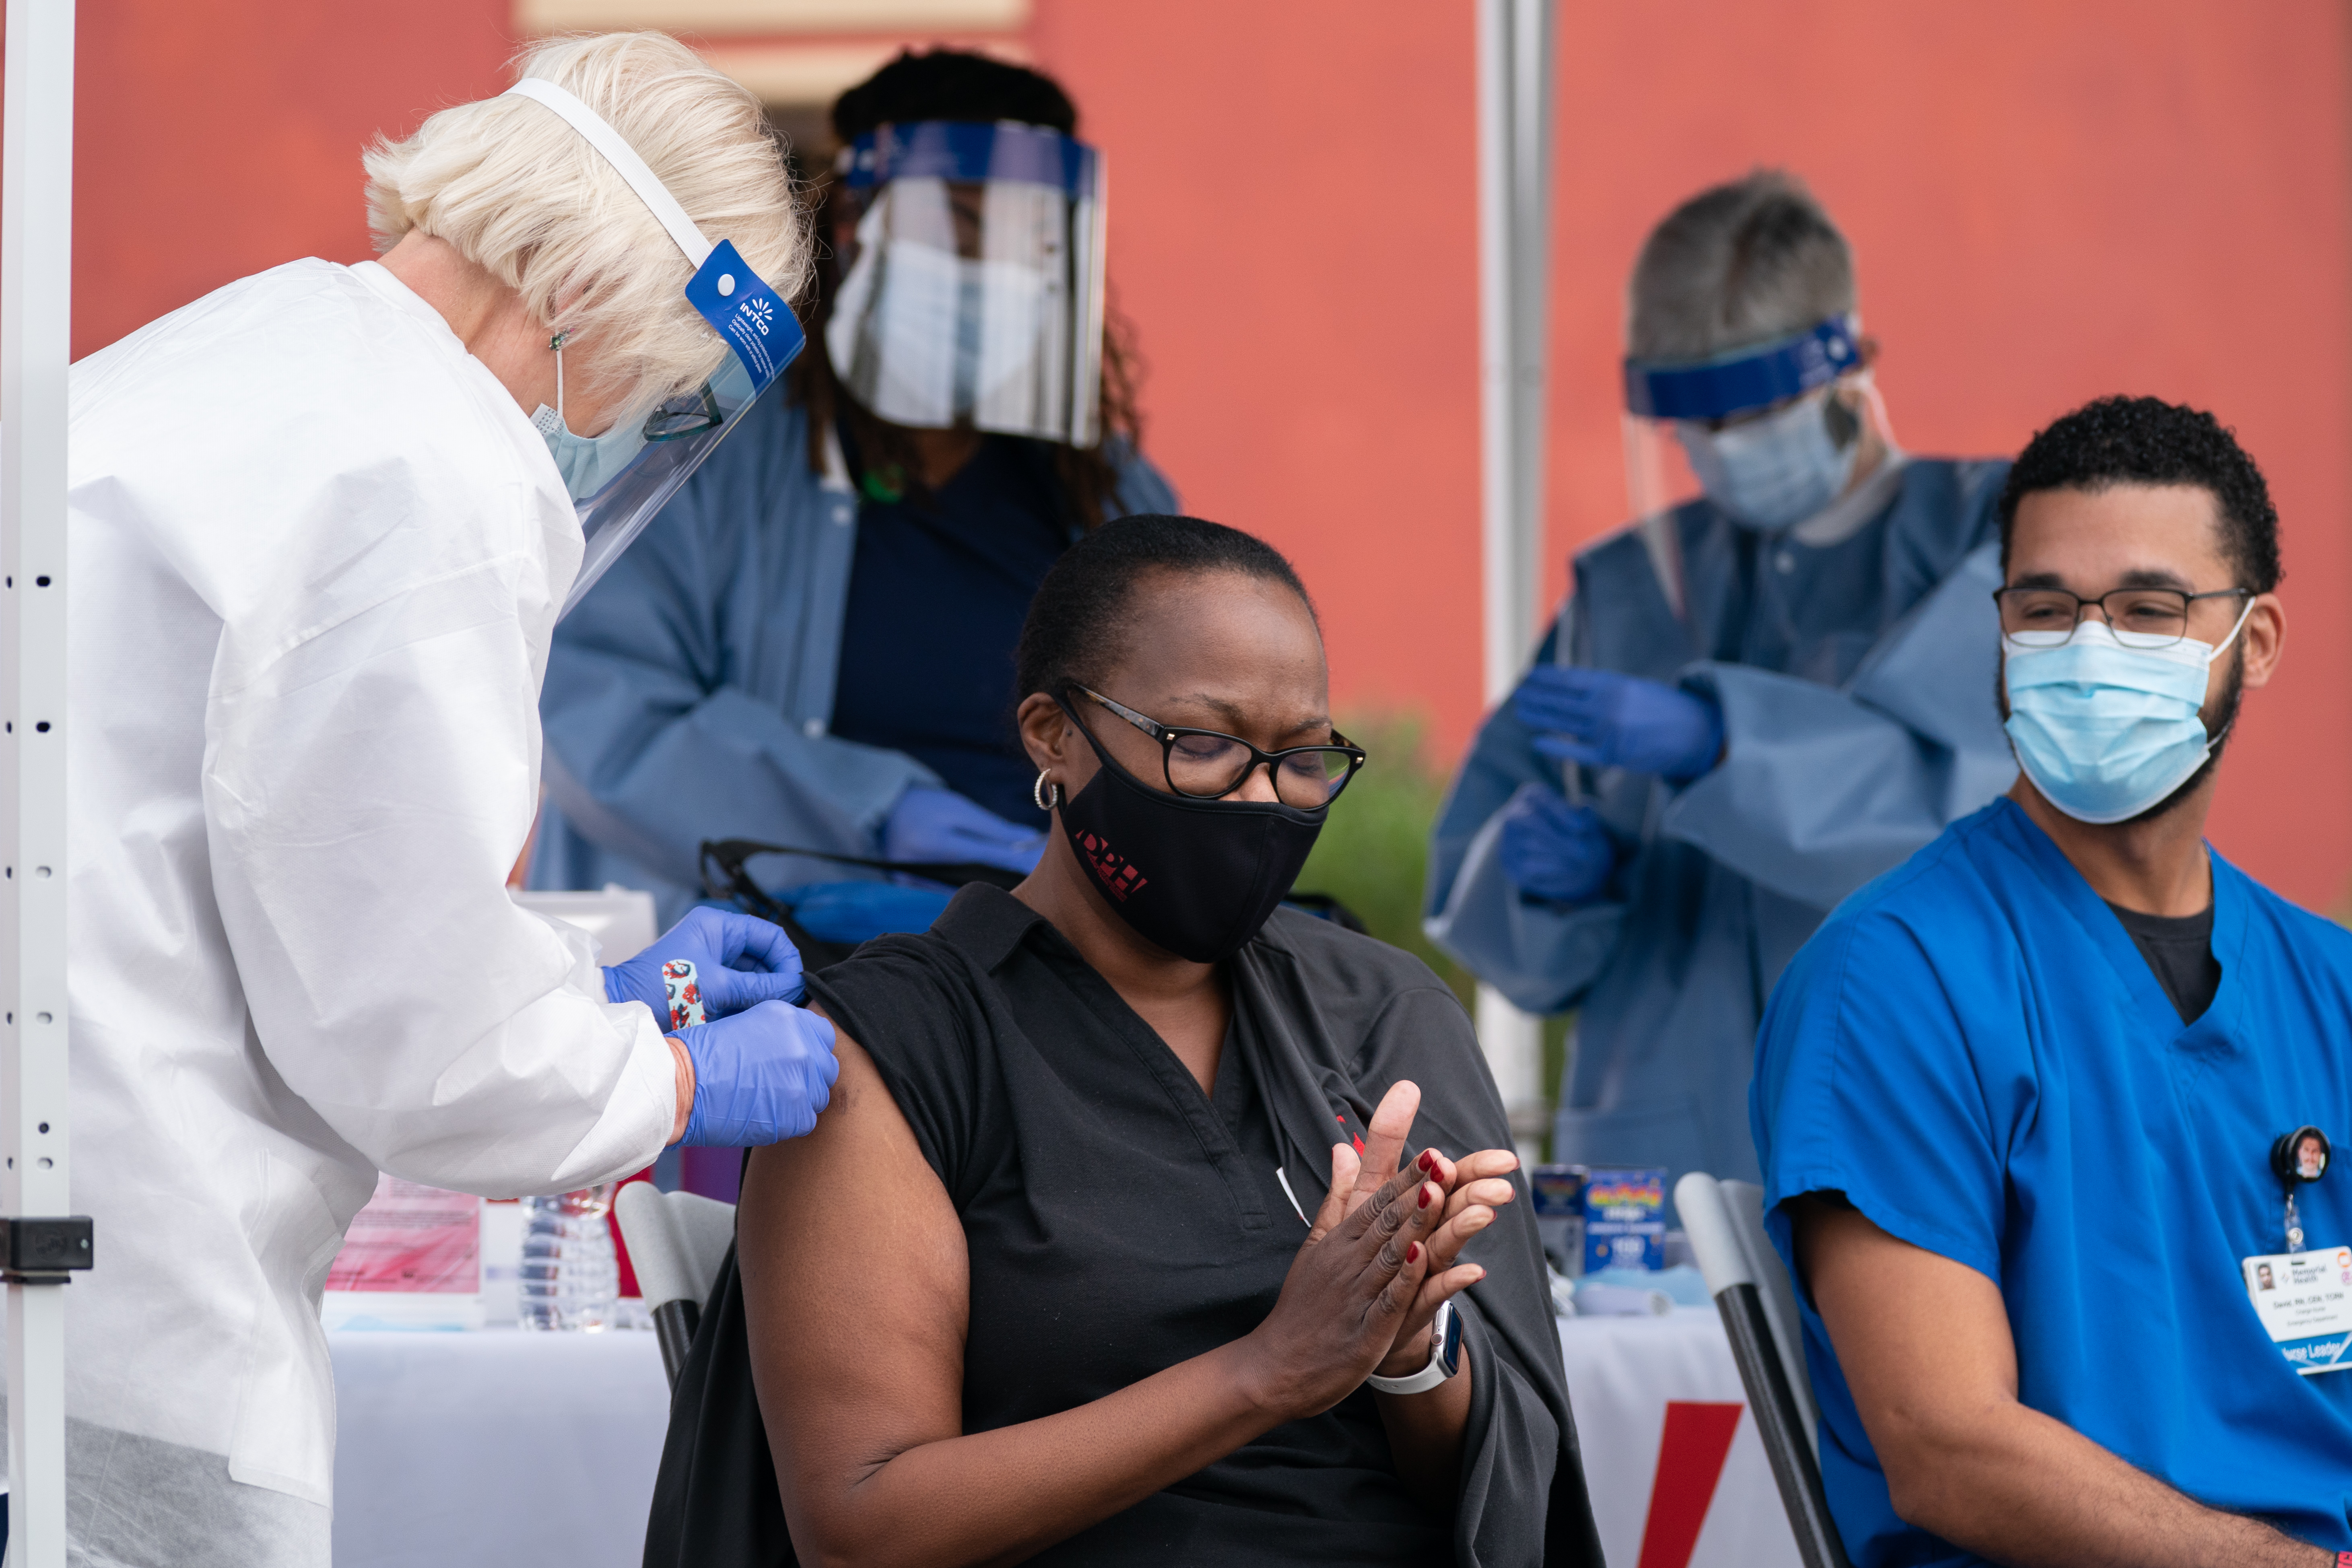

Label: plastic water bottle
[517,1183,618,1331]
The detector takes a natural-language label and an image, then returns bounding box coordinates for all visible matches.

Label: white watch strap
[1366,1301,1457,1396]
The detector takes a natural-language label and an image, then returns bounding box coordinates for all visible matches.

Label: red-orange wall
[1034,0,2352,909]
[1029,0,1487,792]
[40,0,2352,907]
[64,0,515,358]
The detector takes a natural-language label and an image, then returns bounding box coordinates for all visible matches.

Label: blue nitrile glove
[604,907,806,1023]
[1513,665,1724,782]
[674,1001,840,1147]
[882,785,1046,874]
[1498,783,1618,905]
[789,881,955,945]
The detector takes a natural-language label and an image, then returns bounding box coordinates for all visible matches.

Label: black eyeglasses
[1068,684,1365,808]
[642,381,724,443]
[1993,585,2253,650]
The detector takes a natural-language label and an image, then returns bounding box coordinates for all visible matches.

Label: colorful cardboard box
[1582,1166,1667,1273]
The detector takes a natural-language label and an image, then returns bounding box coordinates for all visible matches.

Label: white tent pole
[1474,0,1556,1164]
[3,1,84,1564]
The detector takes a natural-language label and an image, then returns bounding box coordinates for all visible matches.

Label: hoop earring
[1033,769,1063,812]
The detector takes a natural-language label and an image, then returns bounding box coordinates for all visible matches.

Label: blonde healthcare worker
[61,33,834,1566]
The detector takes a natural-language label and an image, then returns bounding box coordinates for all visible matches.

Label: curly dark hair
[787,49,1145,530]
[831,48,1077,138]
[1997,396,2281,593]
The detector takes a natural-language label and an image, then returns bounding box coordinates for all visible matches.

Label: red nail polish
[1418,1151,1433,1172]
[1406,1242,1421,1264]
[1418,1185,1433,1209]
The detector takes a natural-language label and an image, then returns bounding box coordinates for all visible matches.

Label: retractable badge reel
[2240,1127,2352,1376]
[2272,1125,2332,1253]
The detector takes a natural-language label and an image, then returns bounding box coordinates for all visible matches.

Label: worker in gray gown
[1425,171,2018,1191]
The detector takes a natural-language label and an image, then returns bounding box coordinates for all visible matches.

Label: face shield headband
[826,120,1106,447]
[1622,313,1862,423]
[502,77,807,619]
[1617,312,1888,554]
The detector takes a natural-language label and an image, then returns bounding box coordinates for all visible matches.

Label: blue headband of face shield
[1623,313,1862,422]
[835,119,1100,198]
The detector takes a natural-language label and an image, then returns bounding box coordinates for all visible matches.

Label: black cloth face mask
[1053,699,1328,963]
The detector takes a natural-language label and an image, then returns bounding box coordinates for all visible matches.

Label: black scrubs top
[644,888,1602,1568]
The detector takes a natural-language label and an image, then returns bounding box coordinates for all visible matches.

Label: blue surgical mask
[532,334,648,501]
[2002,608,2251,825]
[533,404,647,501]
[1677,386,1861,530]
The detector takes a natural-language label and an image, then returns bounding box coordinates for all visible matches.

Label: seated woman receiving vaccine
[644,516,1601,1566]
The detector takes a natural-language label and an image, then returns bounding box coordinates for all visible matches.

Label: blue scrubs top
[828,433,1075,825]
[1754,797,2352,1564]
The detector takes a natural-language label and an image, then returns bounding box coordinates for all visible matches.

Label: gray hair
[1626,171,1854,363]
[365,32,810,413]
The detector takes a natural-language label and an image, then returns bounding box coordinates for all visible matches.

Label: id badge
[2241,1246,2352,1375]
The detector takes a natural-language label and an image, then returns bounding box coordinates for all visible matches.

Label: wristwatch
[1367,1301,1464,1396]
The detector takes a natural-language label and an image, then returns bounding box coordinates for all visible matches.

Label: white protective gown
[60,258,676,1565]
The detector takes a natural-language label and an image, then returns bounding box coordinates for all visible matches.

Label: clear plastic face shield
[827,120,1105,447]
[564,357,777,617]
[502,78,807,619]
[1620,313,1888,537]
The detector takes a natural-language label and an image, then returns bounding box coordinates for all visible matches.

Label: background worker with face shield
[1425,171,2020,1196]
[528,50,1176,940]
[64,33,838,1566]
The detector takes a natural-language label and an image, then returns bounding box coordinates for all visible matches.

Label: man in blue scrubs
[1756,396,2352,1564]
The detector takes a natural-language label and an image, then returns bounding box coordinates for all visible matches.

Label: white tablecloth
[331,1309,1801,1568]
[330,1329,671,1568]
[1558,1307,1800,1568]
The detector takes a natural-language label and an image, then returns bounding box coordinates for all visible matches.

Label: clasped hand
[1512,665,1723,783]
[1241,1081,1518,1413]
[1498,782,1616,905]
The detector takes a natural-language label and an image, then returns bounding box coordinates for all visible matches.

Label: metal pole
[3,2,83,1564]
[1474,0,1555,1162]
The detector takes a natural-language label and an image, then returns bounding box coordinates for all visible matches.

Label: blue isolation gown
[1754,799,2352,1563]
[528,392,1174,923]
[1425,456,2018,1190]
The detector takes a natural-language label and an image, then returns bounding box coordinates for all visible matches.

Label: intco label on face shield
[685,239,804,392]
[2243,1247,2352,1374]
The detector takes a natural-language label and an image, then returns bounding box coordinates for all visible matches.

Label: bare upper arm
[739,1013,969,1545]
[1791,1194,2019,1459]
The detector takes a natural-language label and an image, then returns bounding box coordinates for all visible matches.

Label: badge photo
[2272,1125,2332,1187]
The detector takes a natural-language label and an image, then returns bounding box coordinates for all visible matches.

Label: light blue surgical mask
[532,333,649,501]
[824,231,1055,432]
[1677,385,1861,530]
[2002,607,2251,824]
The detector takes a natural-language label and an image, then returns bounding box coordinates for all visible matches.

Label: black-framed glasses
[643,382,724,443]
[1070,684,1365,808]
[1992,585,2253,649]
